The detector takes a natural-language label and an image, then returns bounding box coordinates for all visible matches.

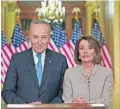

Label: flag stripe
[1,64,6,82]
[48,39,59,52]
[1,21,29,84]
[2,47,11,61]
[67,21,83,67]
[1,56,8,72]
[51,22,76,68]
[60,47,72,68]
[1,78,4,84]
[1,61,7,75]
[48,43,55,51]
[92,19,112,69]
[9,44,16,54]
[66,42,74,57]
[60,45,74,68]
[100,52,106,67]
[16,47,21,53]
[102,45,112,65]
[101,48,112,69]
[101,49,110,68]
[1,51,10,67]
[8,45,14,55]
[20,42,29,51]
[23,42,29,49]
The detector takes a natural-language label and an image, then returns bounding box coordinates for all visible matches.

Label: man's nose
[38,37,42,44]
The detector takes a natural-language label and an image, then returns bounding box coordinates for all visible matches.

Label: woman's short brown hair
[74,36,101,64]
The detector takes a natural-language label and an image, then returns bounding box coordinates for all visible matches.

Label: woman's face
[79,39,96,63]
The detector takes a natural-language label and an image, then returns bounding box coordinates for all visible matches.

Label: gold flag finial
[15,8,21,27]
[72,7,80,21]
[93,6,100,21]
[35,7,41,20]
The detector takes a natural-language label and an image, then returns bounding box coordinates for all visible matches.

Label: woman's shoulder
[67,65,80,71]
[96,64,113,75]
[65,65,80,75]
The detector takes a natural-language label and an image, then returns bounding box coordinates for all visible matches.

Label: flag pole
[15,8,21,27]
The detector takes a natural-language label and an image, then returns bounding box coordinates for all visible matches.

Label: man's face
[29,24,50,53]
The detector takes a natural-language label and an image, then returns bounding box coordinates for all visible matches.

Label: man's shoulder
[12,48,31,58]
[47,49,66,59]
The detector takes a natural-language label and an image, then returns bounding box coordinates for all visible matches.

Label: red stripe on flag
[23,42,29,50]
[19,45,22,51]
[66,42,74,57]
[1,55,9,71]
[68,41,75,51]
[103,45,112,65]
[101,48,112,69]
[1,62,7,75]
[49,43,55,51]
[2,47,11,62]
[1,79,4,84]
[48,39,59,53]
[101,56,106,67]
[101,51,109,68]
[8,44,15,54]
[60,46,74,67]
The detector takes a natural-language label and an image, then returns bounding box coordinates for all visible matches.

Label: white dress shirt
[32,49,46,73]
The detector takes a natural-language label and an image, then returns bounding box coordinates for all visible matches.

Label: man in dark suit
[2,20,68,104]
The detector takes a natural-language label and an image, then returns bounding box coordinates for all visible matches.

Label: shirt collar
[32,49,46,58]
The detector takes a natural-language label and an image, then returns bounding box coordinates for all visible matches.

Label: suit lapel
[39,49,52,91]
[26,48,39,88]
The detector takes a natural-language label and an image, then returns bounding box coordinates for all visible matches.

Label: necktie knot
[36,54,41,59]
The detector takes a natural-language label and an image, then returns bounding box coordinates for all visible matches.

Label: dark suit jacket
[2,48,68,104]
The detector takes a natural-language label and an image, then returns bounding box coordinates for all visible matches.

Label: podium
[7,104,106,109]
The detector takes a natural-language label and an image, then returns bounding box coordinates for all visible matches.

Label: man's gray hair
[29,20,51,30]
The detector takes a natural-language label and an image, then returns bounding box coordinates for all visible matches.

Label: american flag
[92,19,112,69]
[67,21,83,66]
[1,30,13,84]
[48,39,59,52]
[52,22,75,68]
[48,27,59,53]
[11,21,29,53]
[1,21,29,85]
[71,21,83,44]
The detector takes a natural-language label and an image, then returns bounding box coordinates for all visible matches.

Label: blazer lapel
[39,49,52,91]
[80,64,100,76]
[26,48,39,88]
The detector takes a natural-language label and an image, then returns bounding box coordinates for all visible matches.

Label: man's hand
[30,101,42,104]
